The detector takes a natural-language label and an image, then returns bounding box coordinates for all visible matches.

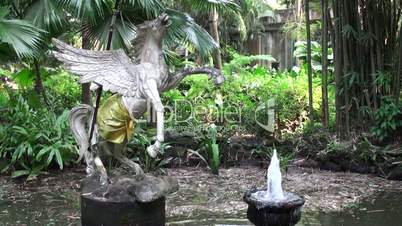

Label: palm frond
[24,0,68,35]
[83,12,136,50]
[219,0,272,44]
[0,7,44,58]
[122,0,164,18]
[187,0,239,14]
[58,0,113,24]
[164,9,218,61]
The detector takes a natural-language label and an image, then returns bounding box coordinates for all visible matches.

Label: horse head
[137,13,171,44]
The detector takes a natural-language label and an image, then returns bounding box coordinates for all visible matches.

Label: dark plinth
[244,189,305,226]
[80,173,178,226]
[81,195,165,226]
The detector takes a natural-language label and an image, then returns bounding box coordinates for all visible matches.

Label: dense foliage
[0,92,76,179]
[0,49,320,176]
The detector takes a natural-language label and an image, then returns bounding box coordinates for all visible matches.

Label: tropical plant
[162,50,319,142]
[127,125,173,173]
[220,0,273,50]
[1,0,221,106]
[0,6,43,59]
[58,0,218,58]
[223,48,276,75]
[0,94,77,179]
[200,124,220,174]
[370,96,402,142]
[330,0,402,137]
[165,0,239,68]
[293,40,333,72]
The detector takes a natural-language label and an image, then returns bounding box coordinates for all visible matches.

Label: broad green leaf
[36,147,51,161]
[47,149,55,165]
[54,149,63,169]
[12,126,29,136]
[11,170,30,178]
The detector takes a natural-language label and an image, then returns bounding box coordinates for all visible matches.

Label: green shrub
[200,124,220,174]
[0,93,77,179]
[293,40,334,72]
[1,66,81,113]
[370,96,402,141]
[43,68,81,112]
[126,125,173,173]
[163,60,315,138]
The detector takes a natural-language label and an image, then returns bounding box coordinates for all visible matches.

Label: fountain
[244,149,305,226]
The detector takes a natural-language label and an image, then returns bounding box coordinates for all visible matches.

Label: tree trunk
[33,59,49,106]
[296,0,303,21]
[81,29,92,105]
[321,0,329,128]
[331,0,344,137]
[395,23,402,104]
[210,7,222,70]
[305,0,314,122]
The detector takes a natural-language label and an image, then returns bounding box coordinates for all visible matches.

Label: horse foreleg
[143,79,164,158]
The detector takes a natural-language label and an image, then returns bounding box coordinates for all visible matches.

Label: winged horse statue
[53,13,223,184]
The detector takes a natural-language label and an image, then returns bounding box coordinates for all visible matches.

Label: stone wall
[246,9,295,70]
[246,8,320,71]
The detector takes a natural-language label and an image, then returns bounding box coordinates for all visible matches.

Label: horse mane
[129,22,152,63]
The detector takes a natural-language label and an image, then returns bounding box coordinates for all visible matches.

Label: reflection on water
[0,189,401,226]
[0,191,80,226]
[299,191,402,226]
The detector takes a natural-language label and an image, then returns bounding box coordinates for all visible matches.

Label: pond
[1,167,402,226]
[166,191,402,226]
[0,189,401,225]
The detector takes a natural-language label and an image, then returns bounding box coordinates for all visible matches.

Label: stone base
[244,189,305,226]
[81,195,165,226]
[80,172,178,226]
[246,203,302,226]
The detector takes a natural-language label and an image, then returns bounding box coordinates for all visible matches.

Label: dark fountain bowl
[243,188,305,226]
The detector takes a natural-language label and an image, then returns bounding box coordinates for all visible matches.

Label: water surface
[167,190,402,226]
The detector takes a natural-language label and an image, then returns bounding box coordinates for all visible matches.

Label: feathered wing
[52,38,139,96]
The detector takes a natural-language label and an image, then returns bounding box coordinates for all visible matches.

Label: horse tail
[69,104,95,162]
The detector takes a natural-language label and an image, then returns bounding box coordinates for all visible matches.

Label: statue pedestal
[80,173,178,226]
[81,195,165,226]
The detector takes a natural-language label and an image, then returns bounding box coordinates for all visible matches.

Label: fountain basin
[244,188,305,226]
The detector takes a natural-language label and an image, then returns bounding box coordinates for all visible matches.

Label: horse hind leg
[112,145,144,177]
[92,142,110,185]
[93,154,108,185]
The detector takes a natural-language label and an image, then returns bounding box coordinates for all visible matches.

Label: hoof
[135,169,145,180]
[86,166,95,175]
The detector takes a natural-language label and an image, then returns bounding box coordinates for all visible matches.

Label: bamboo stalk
[305,0,314,122]
[321,0,329,128]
